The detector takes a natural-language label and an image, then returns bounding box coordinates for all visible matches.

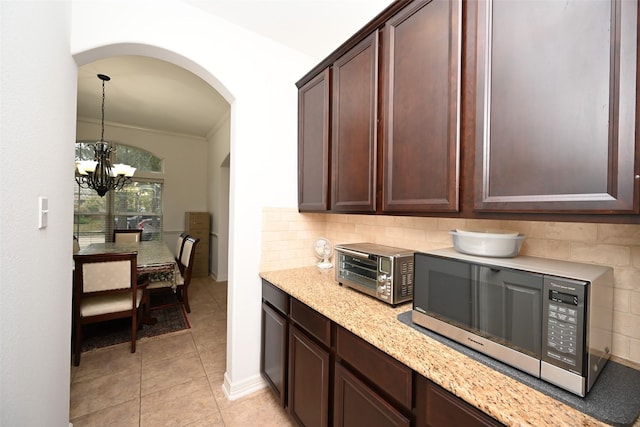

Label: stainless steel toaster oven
[335,243,415,306]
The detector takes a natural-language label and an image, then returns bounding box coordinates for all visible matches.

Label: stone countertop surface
[260,266,637,427]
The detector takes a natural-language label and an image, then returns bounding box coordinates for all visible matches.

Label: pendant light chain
[75,73,136,197]
[97,73,110,143]
[100,76,106,142]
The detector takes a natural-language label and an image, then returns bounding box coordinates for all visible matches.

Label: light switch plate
[38,197,48,229]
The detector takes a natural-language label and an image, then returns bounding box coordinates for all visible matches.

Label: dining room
[75,55,231,284]
[72,54,230,357]
[69,53,238,419]
[71,50,236,355]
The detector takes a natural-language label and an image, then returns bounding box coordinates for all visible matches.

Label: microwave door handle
[338,248,371,259]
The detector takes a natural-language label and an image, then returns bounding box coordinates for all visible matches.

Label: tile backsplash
[260,207,640,366]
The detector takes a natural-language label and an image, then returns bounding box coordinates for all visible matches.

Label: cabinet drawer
[188,227,209,238]
[194,251,208,262]
[336,326,412,410]
[262,280,289,316]
[414,375,504,427]
[290,298,331,347]
[185,212,209,228]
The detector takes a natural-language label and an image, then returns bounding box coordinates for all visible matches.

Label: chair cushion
[146,271,183,289]
[146,280,172,290]
[81,289,144,317]
[83,260,132,292]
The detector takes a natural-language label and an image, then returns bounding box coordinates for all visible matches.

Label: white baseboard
[210,272,228,282]
[221,372,266,401]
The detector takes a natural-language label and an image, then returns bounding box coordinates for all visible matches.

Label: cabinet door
[382,0,461,213]
[414,375,504,427]
[474,0,638,213]
[261,302,288,406]
[334,363,410,427]
[331,31,379,212]
[299,68,331,211]
[288,325,330,427]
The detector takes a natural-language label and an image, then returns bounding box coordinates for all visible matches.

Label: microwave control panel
[542,277,586,375]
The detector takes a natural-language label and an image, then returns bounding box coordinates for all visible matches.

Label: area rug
[81,296,190,352]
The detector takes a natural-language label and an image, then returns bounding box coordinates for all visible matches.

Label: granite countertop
[260,266,640,427]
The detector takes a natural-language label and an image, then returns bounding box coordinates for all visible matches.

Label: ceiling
[76,0,393,138]
[77,56,229,138]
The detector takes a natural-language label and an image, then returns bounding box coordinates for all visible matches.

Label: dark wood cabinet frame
[297,0,640,224]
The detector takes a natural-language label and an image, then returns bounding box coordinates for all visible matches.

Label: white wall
[208,113,231,281]
[70,0,314,399]
[0,2,76,425]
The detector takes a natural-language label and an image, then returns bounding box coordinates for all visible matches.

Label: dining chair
[175,232,189,274]
[72,251,146,366]
[113,229,143,243]
[146,235,200,313]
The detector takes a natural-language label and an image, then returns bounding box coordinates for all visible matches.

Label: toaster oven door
[336,251,379,297]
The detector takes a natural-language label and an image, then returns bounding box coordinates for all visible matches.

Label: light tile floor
[69,277,295,427]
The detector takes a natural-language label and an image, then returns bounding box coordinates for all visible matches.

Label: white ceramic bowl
[450,230,525,257]
[455,228,519,237]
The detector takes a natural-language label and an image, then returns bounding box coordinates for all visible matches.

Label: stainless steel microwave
[412,248,614,397]
[335,243,414,306]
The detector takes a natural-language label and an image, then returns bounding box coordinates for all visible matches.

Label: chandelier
[75,74,136,197]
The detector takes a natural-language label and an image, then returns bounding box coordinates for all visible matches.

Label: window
[74,142,164,246]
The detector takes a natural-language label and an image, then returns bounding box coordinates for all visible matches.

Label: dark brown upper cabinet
[298,69,331,211]
[331,32,379,212]
[381,0,462,213]
[474,0,639,213]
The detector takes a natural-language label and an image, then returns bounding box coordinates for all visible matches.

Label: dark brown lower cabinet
[260,302,288,406]
[334,362,410,427]
[261,280,505,427]
[414,374,504,427]
[288,324,330,427]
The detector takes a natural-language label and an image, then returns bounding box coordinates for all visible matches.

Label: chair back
[174,232,189,275]
[179,236,200,283]
[175,232,189,260]
[180,236,199,267]
[113,229,142,243]
[73,252,138,295]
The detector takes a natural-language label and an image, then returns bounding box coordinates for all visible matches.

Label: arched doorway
[75,54,230,277]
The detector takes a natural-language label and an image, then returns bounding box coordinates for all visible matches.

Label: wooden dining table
[76,240,177,324]
[76,240,177,286]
